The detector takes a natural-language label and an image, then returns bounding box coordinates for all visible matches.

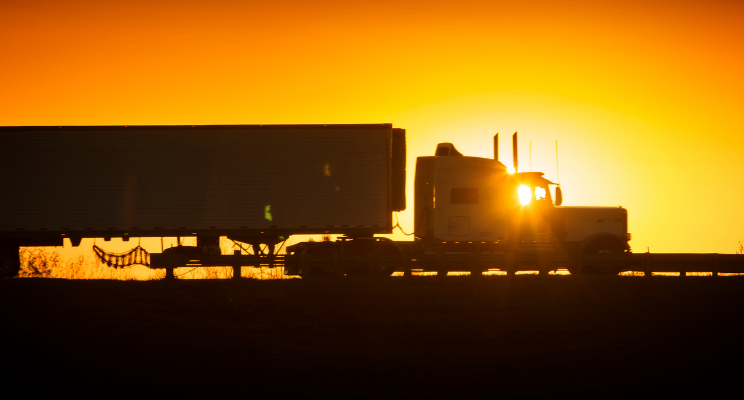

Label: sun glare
[507,165,516,174]
[518,185,532,205]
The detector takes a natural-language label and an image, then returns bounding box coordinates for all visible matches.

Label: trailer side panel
[0,124,396,239]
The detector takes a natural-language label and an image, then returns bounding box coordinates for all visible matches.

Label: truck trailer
[1,124,742,278]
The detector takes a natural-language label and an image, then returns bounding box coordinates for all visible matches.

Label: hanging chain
[93,245,150,268]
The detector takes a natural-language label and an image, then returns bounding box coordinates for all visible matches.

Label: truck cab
[414,141,630,274]
[414,143,556,244]
[414,151,514,242]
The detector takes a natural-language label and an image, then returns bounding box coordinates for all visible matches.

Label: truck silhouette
[1,124,741,278]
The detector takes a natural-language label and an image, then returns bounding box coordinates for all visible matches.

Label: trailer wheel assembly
[299,242,337,278]
[581,236,624,275]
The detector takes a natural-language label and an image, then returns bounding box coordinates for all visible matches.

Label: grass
[171,265,295,280]
[19,247,297,281]
[19,236,298,280]
[19,247,138,280]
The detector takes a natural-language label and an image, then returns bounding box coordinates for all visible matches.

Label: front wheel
[580,237,625,275]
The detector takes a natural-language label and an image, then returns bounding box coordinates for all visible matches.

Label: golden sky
[3,0,744,256]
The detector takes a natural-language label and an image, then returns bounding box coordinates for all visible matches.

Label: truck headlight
[518,185,532,206]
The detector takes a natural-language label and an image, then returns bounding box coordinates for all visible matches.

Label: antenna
[555,141,560,183]
[493,133,499,161]
[512,132,518,173]
[553,140,564,205]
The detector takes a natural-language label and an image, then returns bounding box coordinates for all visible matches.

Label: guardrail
[582,253,744,276]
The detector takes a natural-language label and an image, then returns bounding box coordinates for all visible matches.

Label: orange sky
[3,0,744,258]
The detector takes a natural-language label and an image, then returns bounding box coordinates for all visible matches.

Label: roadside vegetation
[19,247,138,280]
[19,246,293,280]
[18,236,298,280]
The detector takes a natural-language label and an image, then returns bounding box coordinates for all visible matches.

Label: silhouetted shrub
[19,248,59,277]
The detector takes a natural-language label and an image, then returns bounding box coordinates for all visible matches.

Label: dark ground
[2,276,744,397]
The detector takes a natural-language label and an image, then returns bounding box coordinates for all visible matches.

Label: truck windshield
[535,186,547,201]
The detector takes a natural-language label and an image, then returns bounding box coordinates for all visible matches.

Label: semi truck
[1,124,742,278]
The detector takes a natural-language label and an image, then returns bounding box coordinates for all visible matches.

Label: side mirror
[555,185,563,206]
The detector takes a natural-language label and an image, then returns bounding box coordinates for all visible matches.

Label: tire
[581,236,624,275]
[368,240,401,276]
[301,242,336,279]
[0,245,21,278]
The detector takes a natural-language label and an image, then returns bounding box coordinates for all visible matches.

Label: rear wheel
[301,242,336,278]
[581,237,624,275]
[343,239,401,276]
[368,239,401,276]
[301,239,401,278]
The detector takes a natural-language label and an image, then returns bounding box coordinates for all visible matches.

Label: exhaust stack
[493,133,499,161]
[512,132,518,173]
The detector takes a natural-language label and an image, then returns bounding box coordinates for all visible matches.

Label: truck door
[448,216,469,236]
[447,187,478,237]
